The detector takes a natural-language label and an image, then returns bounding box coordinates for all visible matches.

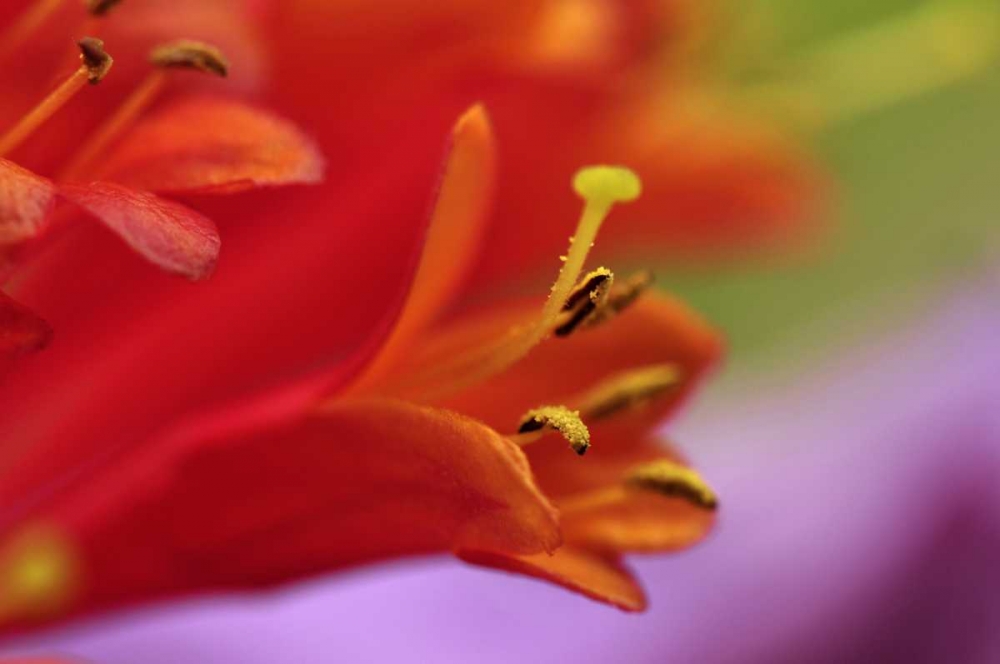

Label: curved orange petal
[0,399,559,633]
[458,546,646,611]
[0,291,51,355]
[59,183,220,280]
[393,292,721,434]
[98,97,324,195]
[0,159,55,246]
[351,104,497,388]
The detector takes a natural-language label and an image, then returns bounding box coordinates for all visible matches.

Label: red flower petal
[59,183,220,280]
[0,399,559,633]
[458,546,647,611]
[0,159,55,245]
[0,292,51,355]
[99,97,324,194]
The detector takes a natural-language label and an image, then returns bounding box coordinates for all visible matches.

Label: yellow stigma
[517,405,591,455]
[627,460,718,510]
[572,165,642,205]
[578,363,682,420]
[0,525,79,623]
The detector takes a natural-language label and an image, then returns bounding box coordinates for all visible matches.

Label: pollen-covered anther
[78,37,113,84]
[517,405,591,455]
[84,0,124,16]
[626,460,718,510]
[578,363,682,420]
[554,267,613,336]
[150,40,229,77]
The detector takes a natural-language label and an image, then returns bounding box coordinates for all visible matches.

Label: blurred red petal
[0,159,55,245]
[99,97,324,194]
[458,546,646,611]
[0,399,559,632]
[59,183,220,280]
[0,292,51,355]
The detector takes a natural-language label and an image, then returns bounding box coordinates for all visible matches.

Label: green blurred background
[661,0,999,385]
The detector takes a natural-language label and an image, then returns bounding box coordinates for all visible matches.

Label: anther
[577,364,682,420]
[78,37,114,84]
[626,460,718,510]
[84,0,124,16]
[554,267,613,336]
[0,525,79,622]
[0,38,112,157]
[517,405,591,455]
[150,40,229,77]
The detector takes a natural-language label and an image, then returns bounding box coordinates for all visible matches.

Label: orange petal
[98,97,324,194]
[0,399,559,632]
[0,291,51,355]
[351,104,497,388]
[59,183,220,280]
[0,159,55,245]
[458,546,646,611]
[397,292,721,434]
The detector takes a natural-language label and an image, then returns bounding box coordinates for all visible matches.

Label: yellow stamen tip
[573,165,642,205]
[517,405,591,455]
[578,363,682,420]
[627,460,718,510]
[0,525,79,622]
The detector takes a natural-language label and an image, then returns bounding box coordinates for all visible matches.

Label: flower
[0,95,722,633]
[0,0,815,639]
[14,274,995,664]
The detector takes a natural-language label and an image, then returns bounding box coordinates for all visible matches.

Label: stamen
[61,40,229,180]
[0,38,112,158]
[554,267,612,336]
[516,405,591,455]
[0,525,78,623]
[577,363,682,420]
[553,268,653,336]
[0,0,64,62]
[84,0,125,15]
[626,460,718,510]
[387,166,641,400]
[150,40,229,77]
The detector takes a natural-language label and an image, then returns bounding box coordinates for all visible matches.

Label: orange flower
[0,102,720,632]
[0,0,812,638]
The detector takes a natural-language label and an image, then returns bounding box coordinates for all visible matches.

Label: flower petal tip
[59,183,220,281]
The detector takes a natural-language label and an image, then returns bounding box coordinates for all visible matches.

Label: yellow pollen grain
[627,460,718,510]
[517,405,591,455]
[578,363,682,420]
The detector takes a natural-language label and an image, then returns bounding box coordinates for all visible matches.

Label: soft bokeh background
[4,0,999,661]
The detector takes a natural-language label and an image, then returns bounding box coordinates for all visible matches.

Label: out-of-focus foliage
[660,0,1000,366]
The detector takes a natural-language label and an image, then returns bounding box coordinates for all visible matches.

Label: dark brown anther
[77,37,113,84]
[150,40,229,77]
[84,0,124,16]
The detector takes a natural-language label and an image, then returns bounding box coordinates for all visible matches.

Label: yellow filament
[60,70,167,181]
[0,68,90,158]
